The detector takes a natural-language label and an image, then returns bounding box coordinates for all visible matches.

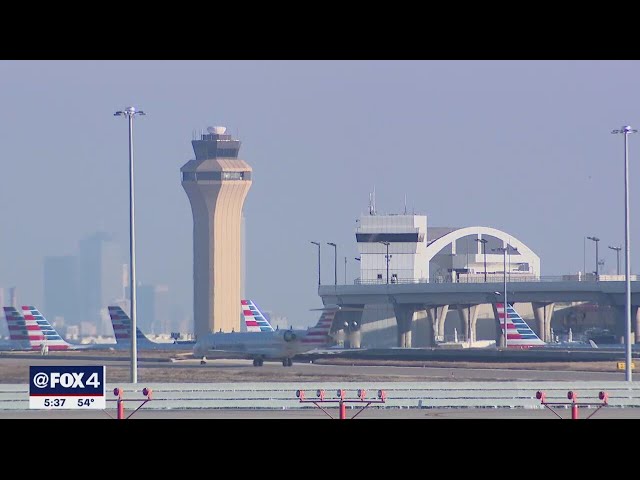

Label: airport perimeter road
[0,407,636,419]
[0,353,631,383]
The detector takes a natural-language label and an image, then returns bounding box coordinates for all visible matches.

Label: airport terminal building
[332,210,541,348]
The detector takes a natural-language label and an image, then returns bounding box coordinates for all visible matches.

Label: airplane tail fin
[241,299,275,332]
[496,303,546,349]
[300,309,337,347]
[107,306,150,344]
[4,307,32,347]
[21,306,72,350]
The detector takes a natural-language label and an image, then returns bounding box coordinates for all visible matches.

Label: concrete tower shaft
[181,127,252,338]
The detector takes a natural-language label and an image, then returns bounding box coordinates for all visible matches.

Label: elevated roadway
[319,280,640,347]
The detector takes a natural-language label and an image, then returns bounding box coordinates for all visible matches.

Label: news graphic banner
[29,366,106,409]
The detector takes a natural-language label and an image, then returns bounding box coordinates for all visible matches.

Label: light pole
[327,242,337,286]
[609,245,622,276]
[311,242,321,286]
[493,245,518,348]
[379,241,390,284]
[612,125,637,382]
[494,247,508,348]
[586,236,600,279]
[583,236,586,279]
[475,238,488,282]
[114,106,145,384]
[344,256,347,284]
[508,243,515,283]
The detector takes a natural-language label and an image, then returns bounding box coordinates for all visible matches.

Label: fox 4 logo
[49,372,100,389]
[29,366,105,396]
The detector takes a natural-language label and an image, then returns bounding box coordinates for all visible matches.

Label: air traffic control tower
[181,126,252,338]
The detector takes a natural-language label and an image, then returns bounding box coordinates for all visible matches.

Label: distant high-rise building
[181,126,252,338]
[136,284,170,334]
[78,232,122,335]
[9,287,17,308]
[136,284,170,335]
[137,284,155,334]
[0,286,18,336]
[43,255,79,326]
[155,284,170,334]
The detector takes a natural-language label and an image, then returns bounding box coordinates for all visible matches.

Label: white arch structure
[424,226,540,279]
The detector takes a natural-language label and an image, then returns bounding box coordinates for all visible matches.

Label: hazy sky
[1,60,639,328]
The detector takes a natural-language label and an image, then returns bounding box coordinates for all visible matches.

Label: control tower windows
[182,171,250,182]
[222,172,244,180]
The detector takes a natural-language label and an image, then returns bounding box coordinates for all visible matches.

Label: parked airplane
[24,306,124,350]
[107,299,271,350]
[1,306,117,351]
[496,303,617,350]
[194,307,338,366]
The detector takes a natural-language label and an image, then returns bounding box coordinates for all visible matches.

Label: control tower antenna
[373,186,376,215]
[369,188,377,215]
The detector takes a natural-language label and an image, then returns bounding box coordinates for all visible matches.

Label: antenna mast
[372,186,376,215]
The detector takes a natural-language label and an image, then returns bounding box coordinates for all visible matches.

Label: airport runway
[0,352,630,383]
[1,351,636,419]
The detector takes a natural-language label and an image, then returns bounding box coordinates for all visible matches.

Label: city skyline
[1,60,639,329]
[39,231,185,337]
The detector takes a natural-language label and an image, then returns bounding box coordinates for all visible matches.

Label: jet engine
[283,330,297,342]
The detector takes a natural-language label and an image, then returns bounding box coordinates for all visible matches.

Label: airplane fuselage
[194,329,328,360]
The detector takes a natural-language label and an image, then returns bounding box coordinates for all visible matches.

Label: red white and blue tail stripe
[107,306,150,344]
[4,307,33,348]
[301,310,336,346]
[241,299,275,332]
[496,303,546,349]
[21,306,72,351]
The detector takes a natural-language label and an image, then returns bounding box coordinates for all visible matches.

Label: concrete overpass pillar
[532,303,545,341]
[426,305,449,341]
[544,303,555,342]
[611,305,640,345]
[532,302,555,342]
[470,305,479,343]
[413,308,434,347]
[456,305,479,343]
[426,308,437,337]
[456,305,469,343]
[437,305,449,339]
[393,304,419,348]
